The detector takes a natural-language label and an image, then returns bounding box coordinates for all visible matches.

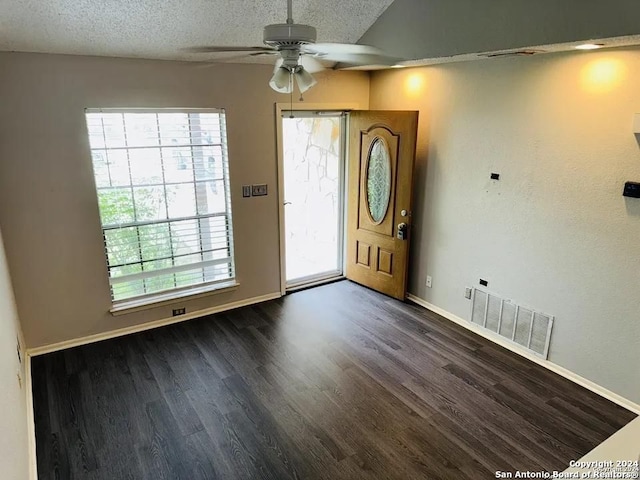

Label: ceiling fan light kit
[189,0,400,94]
[268,48,318,94]
[294,67,317,93]
[268,65,317,95]
[269,66,293,93]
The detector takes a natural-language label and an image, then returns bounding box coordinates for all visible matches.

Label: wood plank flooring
[32,280,636,479]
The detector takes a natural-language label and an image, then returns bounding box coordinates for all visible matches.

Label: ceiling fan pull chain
[289,74,294,118]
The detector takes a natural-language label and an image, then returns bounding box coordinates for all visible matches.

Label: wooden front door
[346,111,418,300]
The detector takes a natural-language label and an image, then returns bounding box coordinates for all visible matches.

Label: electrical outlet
[252,184,268,196]
[172,308,186,316]
[242,185,251,198]
[426,275,432,288]
[464,287,472,299]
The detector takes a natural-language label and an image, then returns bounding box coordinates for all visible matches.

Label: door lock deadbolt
[397,222,408,240]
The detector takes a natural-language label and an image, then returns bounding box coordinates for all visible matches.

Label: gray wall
[0,52,369,348]
[370,47,640,404]
[0,226,29,480]
[360,0,640,59]
[1,45,639,411]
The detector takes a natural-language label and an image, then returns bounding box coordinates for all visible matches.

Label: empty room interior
[1,0,640,478]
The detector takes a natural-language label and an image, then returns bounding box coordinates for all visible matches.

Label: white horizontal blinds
[85,109,235,303]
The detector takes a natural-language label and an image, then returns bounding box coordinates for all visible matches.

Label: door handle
[284,201,292,206]
[397,222,408,240]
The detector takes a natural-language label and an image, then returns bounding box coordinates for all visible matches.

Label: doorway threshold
[286,274,345,293]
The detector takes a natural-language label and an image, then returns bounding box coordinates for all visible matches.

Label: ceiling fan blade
[302,43,401,67]
[299,55,325,73]
[195,52,278,68]
[218,52,279,61]
[319,52,401,67]
[184,46,277,54]
[302,43,389,56]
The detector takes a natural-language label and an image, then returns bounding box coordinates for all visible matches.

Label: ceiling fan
[187,0,401,94]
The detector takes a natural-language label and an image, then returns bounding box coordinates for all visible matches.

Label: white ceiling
[0,0,395,62]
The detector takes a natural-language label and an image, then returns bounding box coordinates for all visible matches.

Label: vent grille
[274,40,308,46]
[479,49,545,58]
[471,289,553,358]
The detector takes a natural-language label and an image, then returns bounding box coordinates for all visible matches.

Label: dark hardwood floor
[32,280,636,479]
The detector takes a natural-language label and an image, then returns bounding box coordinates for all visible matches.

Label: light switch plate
[242,185,251,198]
[252,184,268,196]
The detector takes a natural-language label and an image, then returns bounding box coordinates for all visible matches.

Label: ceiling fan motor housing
[263,23,317,48]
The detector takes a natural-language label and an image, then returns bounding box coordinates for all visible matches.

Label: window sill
[109,280,240,316]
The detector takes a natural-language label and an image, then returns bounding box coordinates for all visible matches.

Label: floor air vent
[471,289,553,359]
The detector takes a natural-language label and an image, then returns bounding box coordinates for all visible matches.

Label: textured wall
[0,52,369,348]
[0,227,29,480]
[370,47,640,404]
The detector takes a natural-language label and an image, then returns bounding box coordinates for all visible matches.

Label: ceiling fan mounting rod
[286,0,293,24]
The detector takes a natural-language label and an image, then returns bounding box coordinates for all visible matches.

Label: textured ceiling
[0,0,394,62]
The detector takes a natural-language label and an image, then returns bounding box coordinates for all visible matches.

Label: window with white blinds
[85,108,236,305]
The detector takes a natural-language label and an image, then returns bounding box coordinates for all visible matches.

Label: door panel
[346,111,418,300]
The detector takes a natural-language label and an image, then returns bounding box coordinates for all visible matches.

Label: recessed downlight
[575,43,605,50]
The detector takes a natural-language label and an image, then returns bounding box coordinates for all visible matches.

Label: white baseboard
[27,291,282,357]
[406,294,640,415]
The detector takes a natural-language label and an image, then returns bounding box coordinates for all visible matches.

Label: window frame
[85,107,237,312]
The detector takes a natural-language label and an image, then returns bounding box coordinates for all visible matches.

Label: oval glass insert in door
[366,137,392,223]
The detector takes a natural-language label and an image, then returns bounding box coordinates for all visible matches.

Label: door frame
[275,102,359,295]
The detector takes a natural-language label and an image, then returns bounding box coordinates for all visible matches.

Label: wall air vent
[471,288,553,358]
[479,49,545,58]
